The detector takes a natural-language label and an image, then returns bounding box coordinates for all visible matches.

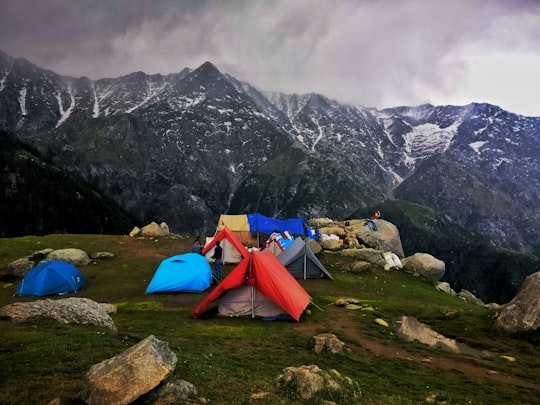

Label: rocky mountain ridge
[1,50,540,257]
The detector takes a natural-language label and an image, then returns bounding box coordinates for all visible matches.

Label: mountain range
[2,49,540,302]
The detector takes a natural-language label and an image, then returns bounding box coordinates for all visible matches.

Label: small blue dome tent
[15,260,87,297]
[146,253,212,294]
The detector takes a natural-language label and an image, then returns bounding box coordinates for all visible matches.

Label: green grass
[0,234,539,404]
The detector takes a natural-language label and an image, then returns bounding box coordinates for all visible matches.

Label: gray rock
[80,335,177,405]
[495,272,540,333]
[312,333,345,354]
[401,253,445,283]
[0,297,117,330]
[142,379,206,405]
[5,258,34,277]
[46,248,91,266]
[276,364,361,401]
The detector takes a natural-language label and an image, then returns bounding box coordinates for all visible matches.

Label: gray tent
[277,238,333,280]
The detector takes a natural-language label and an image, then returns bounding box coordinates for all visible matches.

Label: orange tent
[192,250,311,321]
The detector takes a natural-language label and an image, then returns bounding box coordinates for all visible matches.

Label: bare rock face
[0,297,117,330]
[495,272,540,333]
[80,335,177,405]
[401,253,445,283]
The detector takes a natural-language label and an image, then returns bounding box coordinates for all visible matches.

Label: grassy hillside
[0,234,539,404]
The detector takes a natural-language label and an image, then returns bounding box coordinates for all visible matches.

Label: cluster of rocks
[308,217,540,334]
[4,247,114,278]
[129,221,172,238]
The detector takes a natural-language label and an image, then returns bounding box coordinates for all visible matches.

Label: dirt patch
[294,305,539,390]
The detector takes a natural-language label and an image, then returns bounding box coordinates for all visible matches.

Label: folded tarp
[217,213,305,235]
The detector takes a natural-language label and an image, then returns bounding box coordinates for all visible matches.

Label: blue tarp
[246,213,305,235]
[146,253,212,294]
[15,260,87,297]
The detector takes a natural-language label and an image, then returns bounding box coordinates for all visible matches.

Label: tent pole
[310,300,324,312]
[251,285,255,318]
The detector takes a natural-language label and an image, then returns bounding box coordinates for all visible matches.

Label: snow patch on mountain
[403,122,458,167]
[56,83,75,128]
[470,141,489,154]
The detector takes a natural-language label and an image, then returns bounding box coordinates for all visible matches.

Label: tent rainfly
[217,213,306,235]
[15,260,87,297]
[276,238,333,280]
[146,253,212,294]
[202,227,248,265]
[192,250,311,321]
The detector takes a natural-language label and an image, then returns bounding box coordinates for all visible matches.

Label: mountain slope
[1,50,540,257]
[0,130,136,236]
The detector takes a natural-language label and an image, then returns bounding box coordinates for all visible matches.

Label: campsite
[0,232,539,404]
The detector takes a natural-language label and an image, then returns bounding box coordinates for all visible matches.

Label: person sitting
[364,210,380,232]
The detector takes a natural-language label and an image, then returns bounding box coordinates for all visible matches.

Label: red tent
[192,250,311,321]
[202,227,248,264]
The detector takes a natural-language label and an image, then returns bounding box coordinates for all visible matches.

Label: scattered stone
[129,226,141,237]
[80,335,177,405]
[345,304,363,310]
[335,298,360,306]
[275,365,361,401]
[456,289,485,306]
[500,355,516,362]
[313,333,345,354]
[90,252,115,260]
[141,379,206,405]
[350,261,371,273]
[375,318,389,327]
[435,281,456,296]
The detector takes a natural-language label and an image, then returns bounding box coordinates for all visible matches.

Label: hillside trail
[293,305,539,390]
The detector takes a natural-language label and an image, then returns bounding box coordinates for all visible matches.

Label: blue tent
[146,253,212,294]
[15,260,87,297]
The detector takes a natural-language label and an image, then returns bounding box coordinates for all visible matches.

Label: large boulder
[0,298,117,331]
[80,335,177,405]
[401,253,445,283]
[495,272,540,333]
[46,248,91,266]
[349,219,404,257]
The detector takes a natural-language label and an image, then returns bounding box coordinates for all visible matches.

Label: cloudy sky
[2,0,540,116]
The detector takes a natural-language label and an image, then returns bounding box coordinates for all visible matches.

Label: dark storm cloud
[1,0,540,115]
